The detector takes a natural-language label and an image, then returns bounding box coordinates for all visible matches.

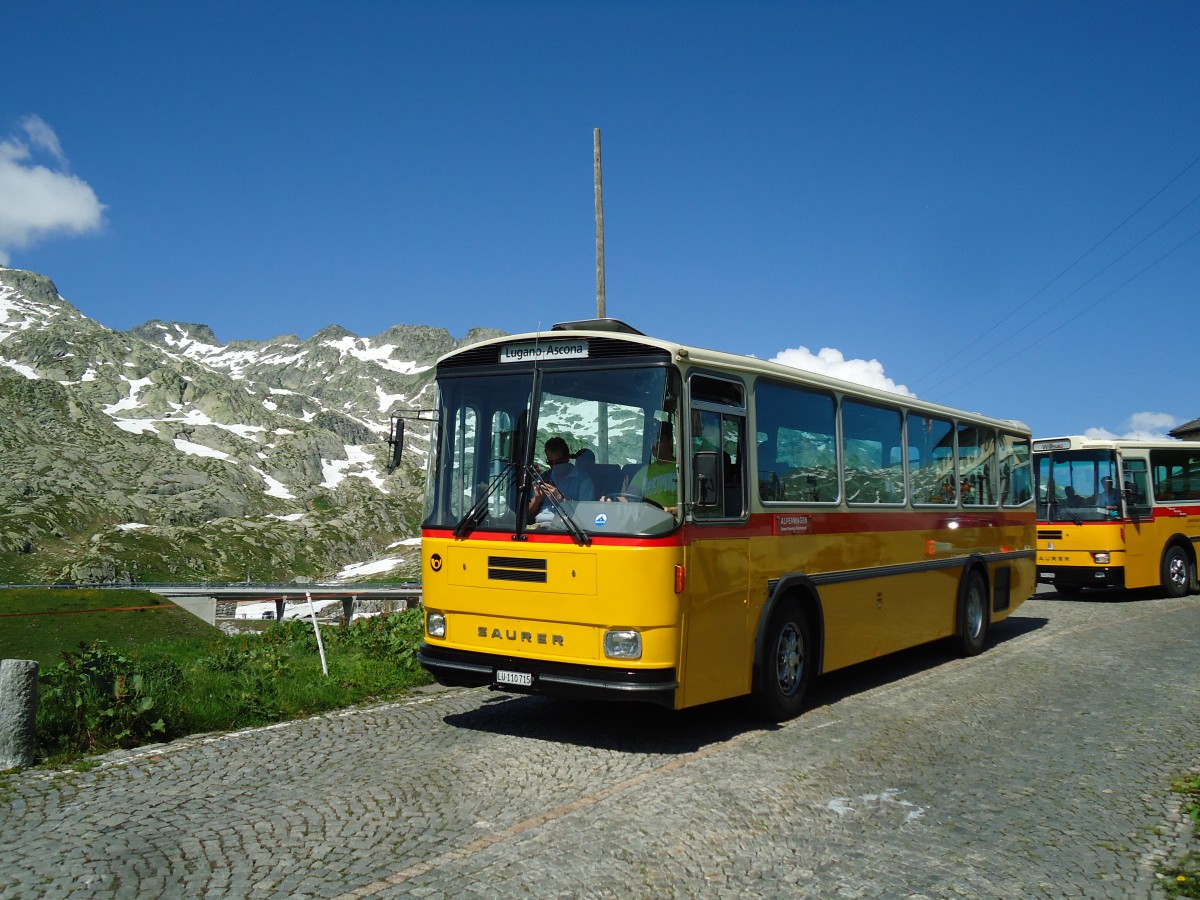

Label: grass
[0,587,219,667]
[1,588,432,765]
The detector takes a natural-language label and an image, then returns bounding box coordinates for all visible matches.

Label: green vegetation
[1,589,432,765]
[1161,774,1200,897]
[0,588,218,668]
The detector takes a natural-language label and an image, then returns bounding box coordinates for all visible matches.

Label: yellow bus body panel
[751,521,1033,673]
[1038,516,1200,590]
[1037,522,1135,586]
[678,536,751,708]
[423,536,684,673]
[422,516,1033,711]
[1125,514,1200,588]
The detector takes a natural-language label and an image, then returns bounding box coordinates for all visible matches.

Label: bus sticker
[774,514,810,535]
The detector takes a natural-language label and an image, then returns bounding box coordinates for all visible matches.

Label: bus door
[681,377,751,708]
[1119,456,1157,587]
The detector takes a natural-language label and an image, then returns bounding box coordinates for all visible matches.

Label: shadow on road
[1034,584,1170,603]
[808,611,1047,710]
[442,689,770,755]
[440,610,1051,754]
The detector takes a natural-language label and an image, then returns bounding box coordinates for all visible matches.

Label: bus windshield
[1035,449,1122,522]
[425,363,682,538]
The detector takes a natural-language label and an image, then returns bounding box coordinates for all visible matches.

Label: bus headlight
[604,630,642,659]
[1091,552,1110,565]
[426,611,447,638]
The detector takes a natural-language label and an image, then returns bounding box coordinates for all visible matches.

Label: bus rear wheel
[753,601,812,721]
[955,570,989,656]
[1161,544,1192,598]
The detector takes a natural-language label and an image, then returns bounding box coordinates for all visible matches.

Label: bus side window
[911,416,955,506]
[1000,434,1033,507]
[754,380,837,504]
[1123,458,1151,517]
[721,415,745,516]
[691,408,746,519]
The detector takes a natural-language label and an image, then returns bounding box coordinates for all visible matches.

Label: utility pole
[594,128,608,461]
[594,128,606,318]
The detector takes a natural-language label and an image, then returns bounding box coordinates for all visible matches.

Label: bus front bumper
[1037,565,1125,589]
[417,644,679,709]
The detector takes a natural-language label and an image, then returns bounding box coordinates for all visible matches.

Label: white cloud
[1129,411,1177,434]
[20,116,66,165]
[0,116,105,264]
[1084,411,1177,441]
[770,346,915,397]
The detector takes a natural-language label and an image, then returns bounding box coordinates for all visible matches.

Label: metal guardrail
[0,583,424,627]
[0,582,422,595]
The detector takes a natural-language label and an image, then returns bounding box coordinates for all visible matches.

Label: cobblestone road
[2,588,1197,898]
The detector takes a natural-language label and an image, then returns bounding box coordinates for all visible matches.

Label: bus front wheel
[753,601,812,721]
[1161,544,1192,598]
[955,570,989,657]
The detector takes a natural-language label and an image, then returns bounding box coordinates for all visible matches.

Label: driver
[528,436,595,522]
[1096,476,1120,507]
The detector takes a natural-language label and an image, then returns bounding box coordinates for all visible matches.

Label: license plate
[495,669,533,687]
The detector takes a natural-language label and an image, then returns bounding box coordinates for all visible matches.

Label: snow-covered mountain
[0,266,501,584]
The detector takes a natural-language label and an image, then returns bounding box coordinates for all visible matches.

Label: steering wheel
[604,492,665,510]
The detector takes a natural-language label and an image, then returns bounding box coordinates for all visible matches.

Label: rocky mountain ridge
[0,266,501,584]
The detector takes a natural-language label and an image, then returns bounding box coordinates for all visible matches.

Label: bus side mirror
[386,417,405,475]
[693,451,720,508]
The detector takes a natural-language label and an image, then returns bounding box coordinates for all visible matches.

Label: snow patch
[174,439,230,459]
[2,359,38,379]
[336,557,405,578]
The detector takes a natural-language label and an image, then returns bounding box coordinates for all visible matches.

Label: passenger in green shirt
[625,422,678,512]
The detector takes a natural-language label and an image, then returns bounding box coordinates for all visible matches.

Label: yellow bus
[1033,435,1200,597]
[407,319,1036,719]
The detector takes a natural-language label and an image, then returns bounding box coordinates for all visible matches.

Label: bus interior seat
[589,464,624,498]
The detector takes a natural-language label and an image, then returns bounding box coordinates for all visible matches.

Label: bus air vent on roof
[551,318,645,335]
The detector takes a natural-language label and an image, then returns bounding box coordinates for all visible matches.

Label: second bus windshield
[1036,450,1122,521]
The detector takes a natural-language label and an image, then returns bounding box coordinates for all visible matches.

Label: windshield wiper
[453,463,515,538]
[1049,495,1082,525]
[526,466,592,547]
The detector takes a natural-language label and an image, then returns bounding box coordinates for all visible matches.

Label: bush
[37,642,166,756]
[327,608,425,674]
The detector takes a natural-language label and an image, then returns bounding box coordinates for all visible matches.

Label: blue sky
[3,1,1198,440]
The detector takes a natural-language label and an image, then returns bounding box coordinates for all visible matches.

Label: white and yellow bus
[1033,435,1200,596]
[408,320,1036,719]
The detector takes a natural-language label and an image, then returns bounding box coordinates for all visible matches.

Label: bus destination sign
[500,340,590,364]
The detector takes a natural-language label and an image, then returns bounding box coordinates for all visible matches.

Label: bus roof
[439,319,1031,434]
[1033,435,1200,453]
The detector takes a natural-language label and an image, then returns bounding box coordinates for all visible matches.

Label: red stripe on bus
[422,528,686,547]
[425,508,1030,546]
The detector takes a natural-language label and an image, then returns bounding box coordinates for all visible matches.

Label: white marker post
[306,592,329,675]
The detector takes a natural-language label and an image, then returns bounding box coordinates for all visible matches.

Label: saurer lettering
[478,626,564,646]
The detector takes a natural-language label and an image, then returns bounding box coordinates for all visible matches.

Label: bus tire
[1160,544,1192,598]
[955,569,989,657]
[753,600,812,721]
